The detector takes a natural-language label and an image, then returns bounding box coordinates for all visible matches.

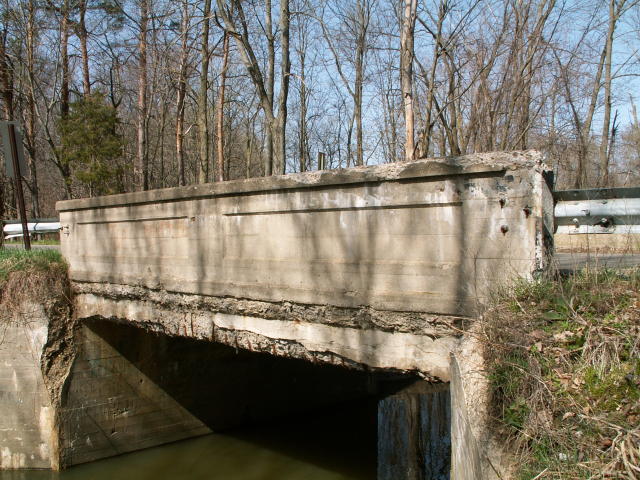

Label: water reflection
[1,401,376,480]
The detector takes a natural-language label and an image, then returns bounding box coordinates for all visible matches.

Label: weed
[0,248,69,318]
[483,267,640,479]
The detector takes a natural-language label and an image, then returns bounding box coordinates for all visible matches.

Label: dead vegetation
[483,268,640,479]
[0,248,75,436]
[0,249,69,315]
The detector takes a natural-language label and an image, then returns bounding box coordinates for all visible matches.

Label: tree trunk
[197,0,211,183]
[175,0,189,186]
[416,3,445,158]
[274,0,290,175]
[0,17,13,121]
[598,0,617,187]
[264,0,275,176]
[136,0,149,191]
[25,0,40,217]
[78,0,91,96]
[353,0,365,166]
[0,12,13,228]
[60,0,70,119]
[400,0,417,161]
[215,33,229,182]
[298,49,307,172]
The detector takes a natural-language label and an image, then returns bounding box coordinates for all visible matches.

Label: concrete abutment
[1,151,554,478]
[0,310,456,477]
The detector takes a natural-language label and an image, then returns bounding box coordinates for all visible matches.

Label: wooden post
[7,123,30,250]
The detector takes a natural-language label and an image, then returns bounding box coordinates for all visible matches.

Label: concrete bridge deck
[2,151,553,478]
[57,151,552,381]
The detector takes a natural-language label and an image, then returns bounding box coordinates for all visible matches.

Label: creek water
[0,400,377,480]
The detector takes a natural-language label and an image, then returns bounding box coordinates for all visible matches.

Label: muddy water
[0,401,377,480]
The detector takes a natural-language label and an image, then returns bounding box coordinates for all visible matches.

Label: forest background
[1,0,639,218]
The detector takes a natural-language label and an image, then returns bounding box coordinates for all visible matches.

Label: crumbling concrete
[57,151,553,383]
[73,282,462,381]
[0,270,74,470]
[58,150,553,319]
[0,151,555,475]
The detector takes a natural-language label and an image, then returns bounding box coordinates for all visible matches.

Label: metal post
[8,123,30,250]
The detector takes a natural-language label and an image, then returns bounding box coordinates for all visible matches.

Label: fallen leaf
[599,438,612,449]
[530,329,547,340]
[528,341,544,353]
[553,330,576,344]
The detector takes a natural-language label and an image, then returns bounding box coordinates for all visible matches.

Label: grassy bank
[4,238,61,246]
[0,248,67,301]
[484,268,640,479]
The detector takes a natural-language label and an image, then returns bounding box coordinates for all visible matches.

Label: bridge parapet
[57,150,553,381]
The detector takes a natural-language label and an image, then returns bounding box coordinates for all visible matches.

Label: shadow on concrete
[74,319,422,478]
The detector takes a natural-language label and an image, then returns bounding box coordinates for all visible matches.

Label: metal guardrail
[554,187,640,235]
[2,187,639,239]
[2,218,61,239]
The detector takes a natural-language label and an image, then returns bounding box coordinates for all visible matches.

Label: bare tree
[318,0,373,166]
[598,0,638,185]
[216,0,291,175]
[215,31,229,181]
[175,0,193,186]
[135,0,149,191]
[197,0,211,183]
[400,0,416,161]
[77,0,91,96]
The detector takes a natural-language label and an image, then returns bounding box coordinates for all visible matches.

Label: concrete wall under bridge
[1,151,554,478]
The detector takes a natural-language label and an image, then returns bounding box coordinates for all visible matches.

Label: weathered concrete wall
[0,311,388,470]
[0,302,57,469]
[59,321,210,466]
[57,151,553,381]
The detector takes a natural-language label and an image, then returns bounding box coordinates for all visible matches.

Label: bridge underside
[62,318,451,478]
[73,282,465,382]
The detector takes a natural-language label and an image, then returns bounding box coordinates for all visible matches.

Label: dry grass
[483,268,640,479]
[0,248,69,316]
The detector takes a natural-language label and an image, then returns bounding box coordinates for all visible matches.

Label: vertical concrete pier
[378,383,451,480]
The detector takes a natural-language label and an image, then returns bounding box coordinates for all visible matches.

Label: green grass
[0,248,66,285]
[4,238,60,245]
[485,267,640,479]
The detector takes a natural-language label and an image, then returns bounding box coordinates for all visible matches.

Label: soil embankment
[0,250,74,470]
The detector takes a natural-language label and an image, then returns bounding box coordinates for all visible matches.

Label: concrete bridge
[2,151,553,478]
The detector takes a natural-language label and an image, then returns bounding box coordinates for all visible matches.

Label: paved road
[2,243,60,250]
[555,252,640,272]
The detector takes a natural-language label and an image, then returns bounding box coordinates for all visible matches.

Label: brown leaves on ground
[483,268,640,479]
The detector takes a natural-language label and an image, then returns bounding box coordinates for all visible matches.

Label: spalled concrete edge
[450,354,483,480]
[40,297,77,472]
[71,281,470,336]
[73,291,461,381]
[56,151,546,212]
[450,325,512,480]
